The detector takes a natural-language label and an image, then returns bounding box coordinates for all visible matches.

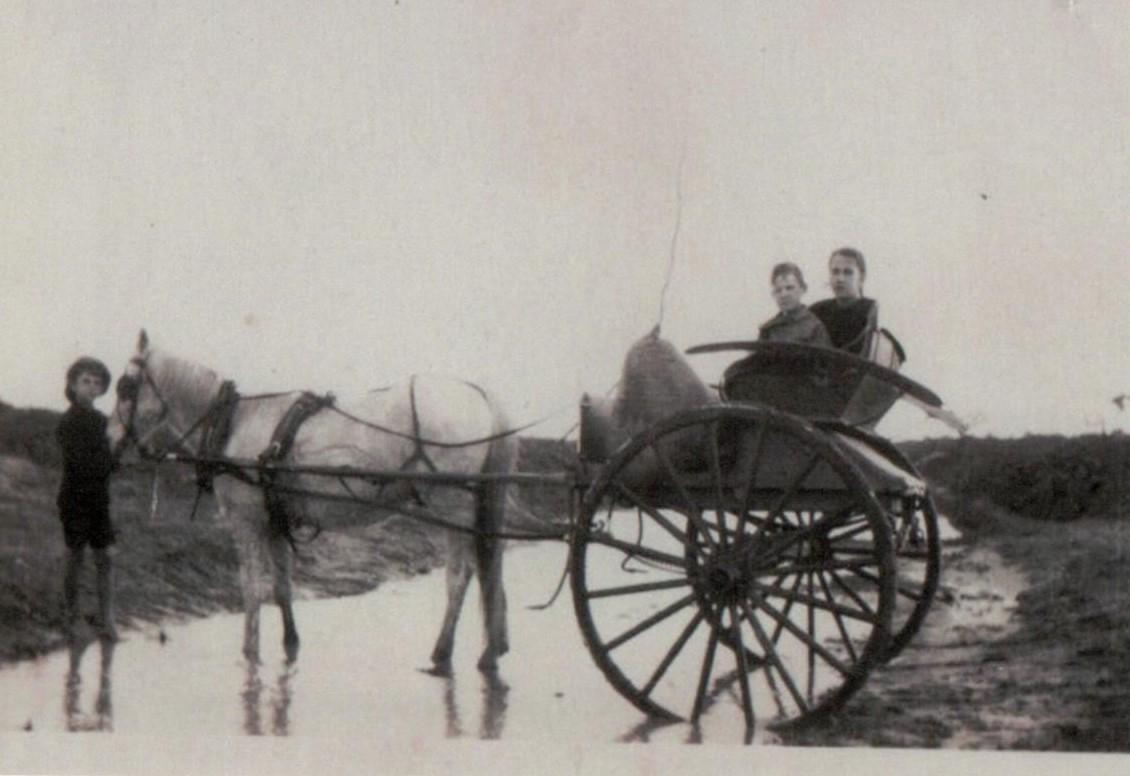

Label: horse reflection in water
[441,671,509,740]
[64,636,116,733]
[241,660,296,736]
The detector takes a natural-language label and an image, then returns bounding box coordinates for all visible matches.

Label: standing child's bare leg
[93,547,117,641]
[63,546,84,638]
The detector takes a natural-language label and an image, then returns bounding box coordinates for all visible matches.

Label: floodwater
[0,513,976,749]
[0,542,755,745]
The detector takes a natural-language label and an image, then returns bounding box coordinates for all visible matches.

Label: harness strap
[193,380,239,495]
[259,392,336,548]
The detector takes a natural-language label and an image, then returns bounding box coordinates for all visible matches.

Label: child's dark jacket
[56,404,114,519]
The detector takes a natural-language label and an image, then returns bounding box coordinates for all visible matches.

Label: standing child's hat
[64,357,112,401]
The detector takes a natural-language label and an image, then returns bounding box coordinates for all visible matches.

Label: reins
[116,360,578,543]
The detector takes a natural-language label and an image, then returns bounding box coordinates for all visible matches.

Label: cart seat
[716,335,921,428]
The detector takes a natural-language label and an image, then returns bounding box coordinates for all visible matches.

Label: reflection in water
[241,659,296,736]
[618,667,755,745]
[618,715,679,743]
[479,672,509,740]
[439,672,509,740]
[64,636,116,733]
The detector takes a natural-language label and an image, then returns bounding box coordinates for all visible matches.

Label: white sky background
[3,0,1129,442]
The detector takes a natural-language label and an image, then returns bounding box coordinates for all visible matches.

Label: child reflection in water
[64,636,115,732]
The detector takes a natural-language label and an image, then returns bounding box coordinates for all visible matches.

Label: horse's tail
[474,391,517,636]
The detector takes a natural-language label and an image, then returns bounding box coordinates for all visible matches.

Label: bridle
[113,355,191,462]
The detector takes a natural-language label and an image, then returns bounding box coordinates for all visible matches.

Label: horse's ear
[138,328,149,353]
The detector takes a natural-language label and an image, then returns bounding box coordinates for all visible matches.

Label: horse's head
[107,329,172,462]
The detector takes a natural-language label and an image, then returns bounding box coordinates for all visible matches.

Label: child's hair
[770,261,807,290]
[828,246,867,281]
[64,357,111,403]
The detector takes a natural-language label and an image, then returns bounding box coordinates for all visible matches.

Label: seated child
[758,262,831,347]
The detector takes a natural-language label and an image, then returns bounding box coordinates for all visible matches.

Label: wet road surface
[0,541,756,745]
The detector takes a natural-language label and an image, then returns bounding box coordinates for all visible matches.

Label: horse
[106,329,515,673]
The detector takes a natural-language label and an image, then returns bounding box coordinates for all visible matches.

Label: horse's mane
[149,348,222,407]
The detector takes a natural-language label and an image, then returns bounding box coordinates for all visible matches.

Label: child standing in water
[56,357,118,641]
[758,262,832,347]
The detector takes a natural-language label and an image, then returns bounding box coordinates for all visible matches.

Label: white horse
[107,330,515,673]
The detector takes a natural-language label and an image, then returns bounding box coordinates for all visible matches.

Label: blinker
[116,374,140,402]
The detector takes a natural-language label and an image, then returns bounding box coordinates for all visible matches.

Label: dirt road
[783,492,1130,751]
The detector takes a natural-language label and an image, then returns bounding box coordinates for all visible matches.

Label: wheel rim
[570,405,896,731]
[819,426,942,662]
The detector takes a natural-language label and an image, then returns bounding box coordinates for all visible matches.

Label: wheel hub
[696,545,753,605]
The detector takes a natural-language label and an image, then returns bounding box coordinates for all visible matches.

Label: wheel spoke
[806,570,816,701]
[760,455,822,534]
[742,601,808,714]
[706,421,727,547]
[816,569,859,664]
[825,520,873,544]
[827,568,876,619]
[588,533,686,568]
[641,610,707,699]
[613,482,690,546]
[754,582,885,623]
[649,442,718,552]
[585,577,692,600]
[690,618,721,722]
[602,593,698,653]
[735,422,767,536]
[758,557,880,577]
[755,598,853,676]
[727,603,755,730]
[770,564,807,646]
[750,507,857,566]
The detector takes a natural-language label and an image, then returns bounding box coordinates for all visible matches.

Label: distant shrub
[0,401,62,468]
[901,434,1130,522]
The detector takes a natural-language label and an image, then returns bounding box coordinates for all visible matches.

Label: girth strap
[259,392,336,547]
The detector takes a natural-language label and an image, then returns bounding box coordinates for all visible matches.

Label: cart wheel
[570,405,895,730]
[821,428,942,662]
[884,492,941,660]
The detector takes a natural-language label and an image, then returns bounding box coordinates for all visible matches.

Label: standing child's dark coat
[56,404,115,549]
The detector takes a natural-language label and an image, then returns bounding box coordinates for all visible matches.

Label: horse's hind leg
[475,535,508,672]
[431,536,474,675]
[268,534,300,662]
[475,485,509,672]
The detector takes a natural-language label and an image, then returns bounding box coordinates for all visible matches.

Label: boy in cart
[757,262,831,347]
[56,357,118,641]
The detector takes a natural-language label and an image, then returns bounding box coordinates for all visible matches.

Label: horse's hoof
[477,655,500,673]
[284,639,300,663]
[418,664,452,678]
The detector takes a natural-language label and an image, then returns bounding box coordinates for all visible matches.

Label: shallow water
[0,542,760,744]
[0,514,964,746]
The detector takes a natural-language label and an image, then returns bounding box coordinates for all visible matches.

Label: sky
[3,0,1129,442]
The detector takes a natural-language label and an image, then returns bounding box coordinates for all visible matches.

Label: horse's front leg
[231,511,266,663]
[238,552,262,663]
[431,538,474,675]
[268,533,300,662]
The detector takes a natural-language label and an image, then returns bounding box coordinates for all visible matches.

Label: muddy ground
[3,452,1130,752]
[781,488,1130,751]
